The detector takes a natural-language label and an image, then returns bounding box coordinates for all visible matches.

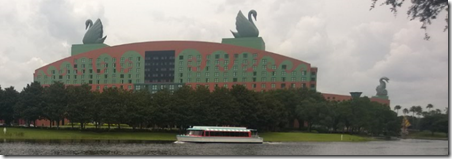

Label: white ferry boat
[176,126,263,144]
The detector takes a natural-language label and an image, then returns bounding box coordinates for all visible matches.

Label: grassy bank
[0,127,176,141]
[260,132,372,142]
[406,131,448,140]
[0,127,372,142]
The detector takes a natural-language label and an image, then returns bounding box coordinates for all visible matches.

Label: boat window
[188,130,203,136]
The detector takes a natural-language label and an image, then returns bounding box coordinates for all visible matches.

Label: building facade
[34,40,318,93]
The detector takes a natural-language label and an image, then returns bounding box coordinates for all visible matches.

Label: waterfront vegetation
[407,131,448,140]
[1,127,373,142]
[0,127,177,141]
[0,81,448,140]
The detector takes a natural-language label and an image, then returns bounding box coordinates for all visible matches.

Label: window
[291,83,296,88]
[214,78,218,82]
[234,54,239,58]
[215,54,220,59]
[224,84,228,88]
[179,56,184,60]
[223,78,228,82]
[215,72,219,77]
[271,84,276,88]
[282,71,286,76]
[224,54,229,58]
[261,84,266,88]
[233,66,238,71]
[206,72,210,77]
[271,77,276,82]
[252,59,256,64]
[206,78,210,82]
[291,77,296,82]
[262,71,267,76]
[243,53,248,58]
[261,77,266,81]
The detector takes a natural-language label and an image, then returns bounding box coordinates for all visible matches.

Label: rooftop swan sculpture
[231,10,259,38]
[82,19,107,44]
[376,77,389,97]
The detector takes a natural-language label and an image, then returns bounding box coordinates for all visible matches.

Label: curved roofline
[35,40,314,75]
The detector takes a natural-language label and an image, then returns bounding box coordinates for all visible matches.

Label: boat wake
[264,142,283,144]
[174,141,185,144]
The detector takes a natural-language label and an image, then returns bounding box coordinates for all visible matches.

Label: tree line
[393,104,448,135]
[1,81,439,137]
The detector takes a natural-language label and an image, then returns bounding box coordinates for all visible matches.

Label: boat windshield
[187,130,203,136]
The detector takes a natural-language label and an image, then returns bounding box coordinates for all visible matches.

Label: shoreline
[1,127,447,142]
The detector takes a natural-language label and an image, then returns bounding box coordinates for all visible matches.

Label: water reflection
[0,139,448,155]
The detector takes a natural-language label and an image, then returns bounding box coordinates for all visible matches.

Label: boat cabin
[185,126,257,138]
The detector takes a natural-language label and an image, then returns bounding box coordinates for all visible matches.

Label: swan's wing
[235,11,249,34]
[235,11,259,37]
[84,19,105,44]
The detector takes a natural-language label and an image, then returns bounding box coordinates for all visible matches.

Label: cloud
[0,0,105,90]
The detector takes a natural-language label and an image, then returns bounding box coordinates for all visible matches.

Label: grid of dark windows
[145,50,175,83]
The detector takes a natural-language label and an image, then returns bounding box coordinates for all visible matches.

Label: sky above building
[0,0,448,112]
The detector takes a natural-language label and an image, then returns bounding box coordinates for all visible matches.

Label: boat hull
[176,135,263,144]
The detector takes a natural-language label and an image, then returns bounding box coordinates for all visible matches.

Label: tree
[409,106,417,117]
[426,104,434,112]
[415,106,423,118]
[15,82,44,127]
[126,89,152,130]
[0,86,19,126]
[230,85,260,129]
[66,84,94,129]
[171,85,196,130]
[98,87,124,130]
[403,108,409,116]
[42,82,68,129]
[370,0,449,40]
[394,105,401,115]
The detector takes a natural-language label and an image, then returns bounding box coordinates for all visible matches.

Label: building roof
[187,126,254,132]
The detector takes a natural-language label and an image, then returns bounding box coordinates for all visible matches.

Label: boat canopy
[187,126,255,132]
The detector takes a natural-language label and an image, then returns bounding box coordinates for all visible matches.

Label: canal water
[0,139,448,155]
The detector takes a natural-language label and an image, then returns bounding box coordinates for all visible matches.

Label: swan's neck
[87,21,93,29]
[248,12,255,26]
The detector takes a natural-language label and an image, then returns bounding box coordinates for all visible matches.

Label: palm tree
[435,109,441,114]
[394,105,401,115]
[415,106,423,118]
[426,104,433,112]
[403,108,409,116]
[409,106,416,117]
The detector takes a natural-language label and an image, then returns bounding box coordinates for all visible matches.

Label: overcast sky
[0,0,448,113]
